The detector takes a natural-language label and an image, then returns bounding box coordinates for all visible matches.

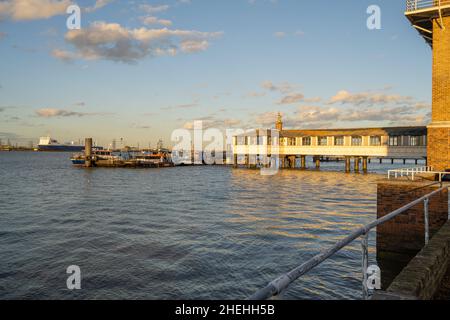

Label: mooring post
[85,138,93,168]
[315,156,320,169]
[233,153,238,168]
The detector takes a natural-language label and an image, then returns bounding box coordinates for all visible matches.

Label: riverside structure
[232,114,428,173]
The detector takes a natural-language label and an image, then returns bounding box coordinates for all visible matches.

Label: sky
[0,0,433,148]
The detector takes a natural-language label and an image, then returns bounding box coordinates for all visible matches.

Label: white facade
[233,129,427,159]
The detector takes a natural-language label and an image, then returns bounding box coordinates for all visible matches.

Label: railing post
[424,198,429,245]
[361,232,369,300]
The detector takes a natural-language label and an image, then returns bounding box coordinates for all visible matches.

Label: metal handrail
[388,166,433,179]
[406,0,450,12]
[249,186,447,300]
[388,166,450,182]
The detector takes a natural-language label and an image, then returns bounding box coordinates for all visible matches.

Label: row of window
[235,135,426,147]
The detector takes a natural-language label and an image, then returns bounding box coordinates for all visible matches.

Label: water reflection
[0,152,396,299]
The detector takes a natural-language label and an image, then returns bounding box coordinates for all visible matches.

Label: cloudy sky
[0,0,432,147]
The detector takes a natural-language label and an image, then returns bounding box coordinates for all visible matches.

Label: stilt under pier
[362,156,368,173]
[354,157,360,173]
[345,156,351,173]
[301,155,306,169]
[315,156,320,169]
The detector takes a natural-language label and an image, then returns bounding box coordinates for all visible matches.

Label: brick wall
[429,16,450,171]
[376,181,448,254]
[427,127,450,171]
[373,221,450,300]
[432,17,450,122]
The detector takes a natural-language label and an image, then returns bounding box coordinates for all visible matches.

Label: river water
[0,152,421,299]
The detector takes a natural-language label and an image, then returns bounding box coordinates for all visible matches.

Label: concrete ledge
[371,291,417,300]
[373,221,450,300]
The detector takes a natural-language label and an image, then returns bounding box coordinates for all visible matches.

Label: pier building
[232,114,427,172]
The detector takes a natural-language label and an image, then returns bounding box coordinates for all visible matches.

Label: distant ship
[38,136,85,152]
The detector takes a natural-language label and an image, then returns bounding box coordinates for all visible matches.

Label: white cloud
[0,0,71,21]
[261,81,298,94]
[183,117,242,130]
[139,4,170,14]
[51,48,77,62]
[285,104,429,128]
[277,93,304,105]
[261,80,306,104]
[141,16,172,27]
[54,22,223,63]
[329,90,413,106]
[180,40,209,53]
[36,108,112,117]
[85,0,113,13]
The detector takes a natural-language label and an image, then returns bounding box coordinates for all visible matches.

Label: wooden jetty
[78,138,174,168]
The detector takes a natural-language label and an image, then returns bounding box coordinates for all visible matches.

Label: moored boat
[39,136,84,152]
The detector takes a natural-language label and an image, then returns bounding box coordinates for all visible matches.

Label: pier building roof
[278,126,427,138]
[234,126,427,138]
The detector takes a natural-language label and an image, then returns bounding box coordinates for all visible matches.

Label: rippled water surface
[0,152,413,299]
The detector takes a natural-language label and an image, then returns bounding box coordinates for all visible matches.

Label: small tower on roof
[275,112,283,131]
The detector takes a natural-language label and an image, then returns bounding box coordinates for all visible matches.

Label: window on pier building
[302,137,311,146]
[351,136,362,146]
[370,136,381,146]
[287,137,296,146]
[334,136,344,146]
[257,136,264,145]
[389,136,400,146]
[318,137,328,146]
[236,136,246,145]
[410,136,421,146]
[267,136,277,146]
